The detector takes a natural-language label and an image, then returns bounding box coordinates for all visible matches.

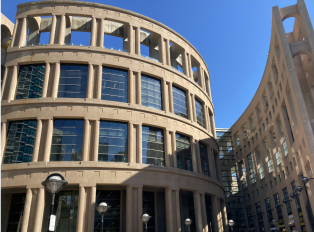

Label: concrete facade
[230,0,314,231]
[1,1,225,232]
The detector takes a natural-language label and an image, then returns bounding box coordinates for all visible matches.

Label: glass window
[256,202,265,232]
[143,191,156,232]
[53,190,79,232]
[50,119,84,161]
[282,138,288,156]
[247,153,256,184]
[6,193,26,232]
[58,64,88,98]
[195,99,205,128]
[205,195,215,232]
[176,133,192,171]
[274,193,285,229]
[180,190,196,232]
[95,190,121,232]
[283,187,292,215]
[98,121,128,162]
[3,120,37,164]
[15,64,45,99]
[141,75,162,110]
[101,67,128,103]
[246,206,254,228]
[172,86,188,119]
[199,142,210,177]
[142,126,165,166]
[265,198,273,222]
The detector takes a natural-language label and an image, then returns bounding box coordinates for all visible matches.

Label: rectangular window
[270,181,273,188]
[53,191,79,231]
[172,86,188,119]
[143,191,156,231]
[265,198,273,222]
[195,99,205,128]
[101,67,128,103]
[15,64,45,99]
[282,171,286,179]
[141,75,162,110]
[50,119,84,161]
[278,174,281,182]
[257,189,259,196]
[274,178,277,185]
[176,133,192,171]
[267,159,273,173]
[3,120,37,164]
[247,194,250,200]
[283,187,293,215]
[282,138,288,156]
[142,126,165,166]
[274,193,285,228]
[247,153,256,184]
[246,206,254,228]
[258,166,265,180]
[6,193,26,231]
[256,202,265,231]
[58,64,88,98]
[200,142,210,177]
[98,121,128,162]
[180,190,196,232]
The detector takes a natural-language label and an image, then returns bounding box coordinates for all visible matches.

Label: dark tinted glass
[16,64,45,99]
[7,193,26,232]
[265,198,273,222]
[199,142,210,177]
[176,133,192,171]
[172,86,188,119]
[142,126,164,166]
[3,120,37,164]
[143,191,155,232]
[255,202,265,232]
[180,191,196,232]
[98,121,128,162]
[101,67,128,103]
[58,64,88,98]
[247,154,256,184]
[195,99,205,128]
[141,75,162,110]
[50,119,84,161]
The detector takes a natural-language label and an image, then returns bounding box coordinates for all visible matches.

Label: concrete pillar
[211,196,220,232]
[128,69,135,104]
[11,19,19,47]
[99,18,105,47]
[158,36,165,64]
[188,53,193,78]
[93,120,100,161]
[221,200,229,232]
[200,194,208,232]
[175,190,181,232]
[128,122,134,163]
[21,188,32,232]
[136,72,141,105]
[77,186,86,232]
[49,15,57,44]
[43,119,53,162]
[1,66,8,98]
[126,186,133,232]
[137,187,143,232]
[32,119,42,162]
[194,192,203,232]
[135,27,140,55]
[191,94,196,122]
[166,188,174,232]
[171,131,177,168]
[90,17,97,46]
[162,80,169,112]
[207,147,214,178]
[165,39,171,66]
[8,65,18,100]
[88,186,96,231]
[205,76,211,98]
[195,140,202,174]
[82,118,90,161]
[33,187,45,232]
[1,122,7,163]
[59,14,66,45]
[182,51,189,76]
[137,125,142,163]
[187,90,193,121]
[19,17,27,47]
[168,82,174,113]
[164,130,171,167]
[191,137,198,173]
[51,62,60,98]
[87,63,93,98]
[128,24,134,53]
[97,65,102,99]
[41,63,50,98]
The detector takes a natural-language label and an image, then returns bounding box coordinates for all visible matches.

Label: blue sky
[2,0,314,128]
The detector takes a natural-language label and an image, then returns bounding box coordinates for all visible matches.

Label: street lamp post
[228,219,235,231]
[184,218,192,232]
[141,213,151,232]
[42,173,68,232]
[271,219,279,231]
[96,202,110,232]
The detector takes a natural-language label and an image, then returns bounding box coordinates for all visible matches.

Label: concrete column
[51,62,60,98]
[137,187,143,232]
[82,119,90,161]
[166,188,174,232]
[99,18,105,47]
[191,94,196,122]
[43,119,53,162]
[77,186,86,232]
[19,17,27,47]
[93,120,100,161]
[128,24,134,53]
[128,122,134,163]
[191,137,198,173]
[188,53,193,78]
[206,76,211,97]
[41,63,50,98]
[136,72,141,105]
[187,90,193,121]
[137,125,142,163]
[182,51,189,76]
[194,192,203,232]
[87,63,93,98]
[11,19,19,47]
[32,119,42,162]
[211,196,220,232]
[1,66,8,98]
[88,186,96,231]
[97,65,102,99]
[164,130,171,167]
[59,14,66,44]
[90,17,97,46]
[165,39,171,66]
[207,147,214,178]
[135,27,140,55]
[49,15,57,44]
[8,65,18,100]
[128,70,134,104]
[1,122,7,163]
[200,194,208,232]
[168,82,174,113]
[221,200,229,232]
[21,188,32,232]
[126,186,133,232]
[158,35,165,64]
[33,187,45,232]
[195,140,202,174]
[171,131,177,168]
[162,80,169,112]
[175,190,181,232]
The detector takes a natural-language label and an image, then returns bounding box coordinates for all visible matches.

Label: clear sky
[2,0,314,128]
